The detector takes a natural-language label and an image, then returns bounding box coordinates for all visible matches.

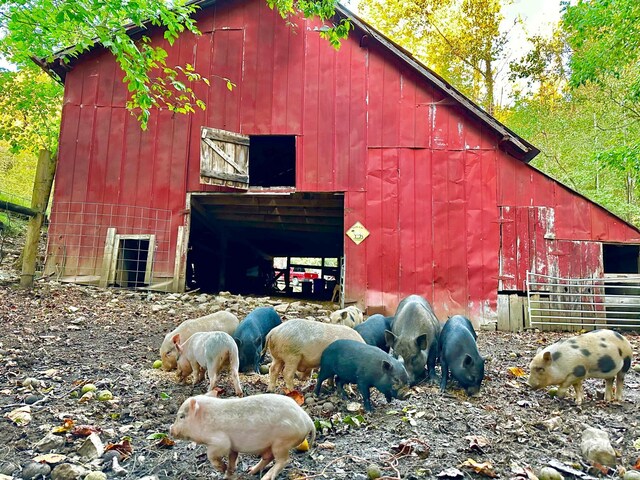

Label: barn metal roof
[39,0,539,163]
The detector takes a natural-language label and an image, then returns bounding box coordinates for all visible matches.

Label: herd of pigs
[159,294,635,480]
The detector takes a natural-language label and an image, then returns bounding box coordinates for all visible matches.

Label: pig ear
[341,311,348,320]
[172,334,182,350]
[382,360,393,373]
[384,330,397,349]
[463,354,474,367]
[542,351,552,363]
[415,334,428,351]
[189,398,200,417]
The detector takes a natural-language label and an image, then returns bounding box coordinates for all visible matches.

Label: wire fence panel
[526,271,640,330]
[45,202,174,289]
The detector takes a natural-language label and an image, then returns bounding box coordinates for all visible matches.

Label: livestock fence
[526,271,640,330]
[46,202,175,290]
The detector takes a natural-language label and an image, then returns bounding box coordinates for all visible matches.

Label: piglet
[438,315,485,396]
[328,305,364,328]
[173,331,243,397]
[170,394,316,480]
[160,311,239,371]
[527,329,633,405]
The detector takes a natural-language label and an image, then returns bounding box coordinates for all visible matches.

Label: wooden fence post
[20,149,57,288]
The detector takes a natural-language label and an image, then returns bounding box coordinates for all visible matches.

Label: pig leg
[248,450,274,475]
[225,450,239,479]
[615,372,625,401]
[439,358,449,392]
[358,383,373,412]
[228,351,244,397]
[604,377,614,402]
[206,365,220,393]
[268,359,285,392]
[204,432,233,473]
[572,380,584,405]
[261,445,291,480]
[282,362,299,392]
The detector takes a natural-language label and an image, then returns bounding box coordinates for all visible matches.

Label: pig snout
[465,385,481,397]
[397,386,412,399]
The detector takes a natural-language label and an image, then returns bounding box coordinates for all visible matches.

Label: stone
[0,462,18,476]
[321,402,335,413]
[538,467,564,480]
[21,462,51,480]
[51,463,88,480]
[77,433,105,461]
[84,472,107,480]
[581,427,616,467]
[35,433,65,452]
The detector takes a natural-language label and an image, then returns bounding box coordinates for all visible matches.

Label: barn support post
[20,149,57,288]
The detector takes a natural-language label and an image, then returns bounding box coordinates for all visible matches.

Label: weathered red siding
[48,0,640,322]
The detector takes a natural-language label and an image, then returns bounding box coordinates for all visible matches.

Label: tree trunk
[20,149,57,288]
[485,59,495,115]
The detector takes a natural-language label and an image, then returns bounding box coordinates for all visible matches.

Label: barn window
[603,244,640,274]
[249,135,295,187]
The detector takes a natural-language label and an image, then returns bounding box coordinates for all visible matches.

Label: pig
[173,331,243,396]
[384,294,441,385]
[266,318,365,392]
[314,339,410,411]
[354,314,394,353]
[233,306,282,373]
[160,311,239,371]
[438,315,485,396]
[527,329,633,405]
[170,393,315,480]
[328,305,364,328]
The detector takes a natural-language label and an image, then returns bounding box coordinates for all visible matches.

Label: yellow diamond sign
[346,222,370,245]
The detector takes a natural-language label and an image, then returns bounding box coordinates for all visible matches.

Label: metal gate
[526,271,640,329]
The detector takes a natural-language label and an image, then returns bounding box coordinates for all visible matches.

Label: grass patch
[0,212,28,236]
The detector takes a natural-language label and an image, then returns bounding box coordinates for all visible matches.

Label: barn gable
[42,0,640,328]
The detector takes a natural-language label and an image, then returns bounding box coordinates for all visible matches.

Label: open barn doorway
[186,192,344,301]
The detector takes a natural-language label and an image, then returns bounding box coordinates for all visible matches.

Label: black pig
[439,315,484,395]
[314,339,410,411]
[385,294,441,385]
[354,314,394,353]
[233,306,282,373]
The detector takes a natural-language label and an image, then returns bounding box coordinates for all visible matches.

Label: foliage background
[1,0,639,226]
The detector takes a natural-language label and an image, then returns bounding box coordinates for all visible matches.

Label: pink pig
[170,393,315,480]
[173,331,243,397]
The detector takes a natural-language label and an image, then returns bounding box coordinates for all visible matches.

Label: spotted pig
[527,329,633,405]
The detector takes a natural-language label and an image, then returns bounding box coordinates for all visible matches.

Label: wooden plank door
[200,127,250,189]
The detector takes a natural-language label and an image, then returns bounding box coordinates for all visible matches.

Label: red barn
[42,0,640,328]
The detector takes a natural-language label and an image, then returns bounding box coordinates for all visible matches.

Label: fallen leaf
[460,458,498,478]
[508,367,526,378]
[634,457,640,470]
[464,435,490,452]
[346,402,361,412]
[391,439,430,458]
[5,406,31,426]
[156,436,175,448]
[285,390,304,406]
[71,425,102,437]
[52,418,75,433]
[510,464,539,480]
[105,439,133,459]
[32,453,67,464]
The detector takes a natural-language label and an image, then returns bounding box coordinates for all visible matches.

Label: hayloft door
[200,127,250,189]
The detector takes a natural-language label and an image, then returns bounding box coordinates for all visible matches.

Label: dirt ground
[1,233,640,480]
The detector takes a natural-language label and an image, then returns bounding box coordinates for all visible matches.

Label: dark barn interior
[187,192,344,298]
